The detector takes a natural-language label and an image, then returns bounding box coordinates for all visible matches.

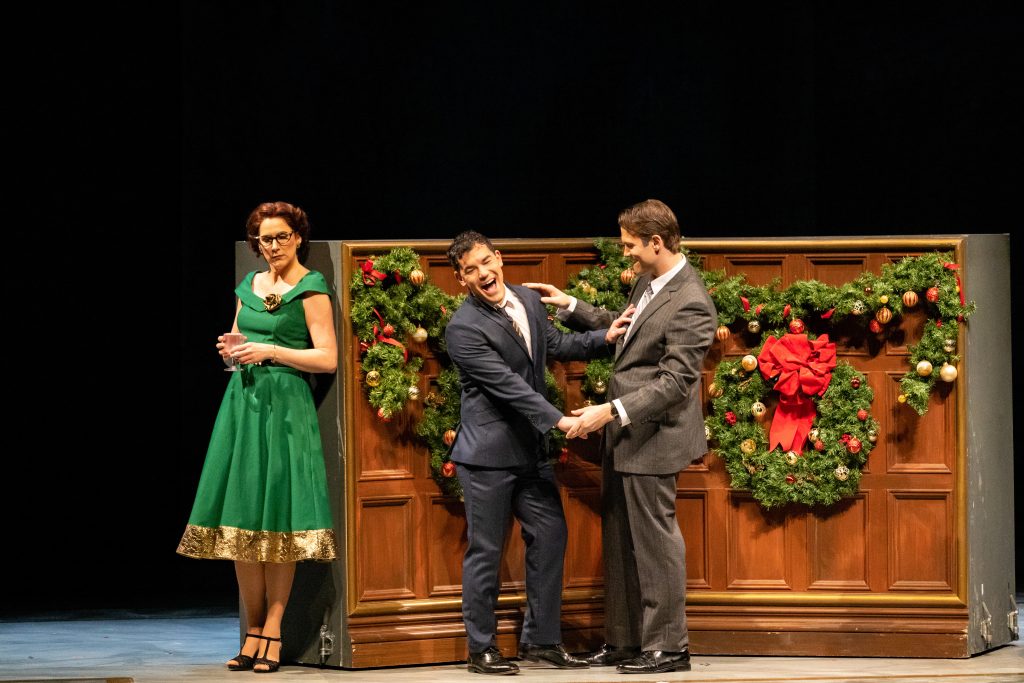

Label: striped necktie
[497,302,528,347]
[625,283,654,341]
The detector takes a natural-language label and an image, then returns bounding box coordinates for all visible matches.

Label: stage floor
[1,606,1021,683]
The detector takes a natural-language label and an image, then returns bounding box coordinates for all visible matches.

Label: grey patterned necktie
[625,283,654,341]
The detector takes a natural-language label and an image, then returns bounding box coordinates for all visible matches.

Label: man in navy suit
[445,231,631,675]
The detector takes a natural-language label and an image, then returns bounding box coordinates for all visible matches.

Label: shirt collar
[648,255,687,294]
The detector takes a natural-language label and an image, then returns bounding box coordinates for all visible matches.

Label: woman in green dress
[177,201,338,674]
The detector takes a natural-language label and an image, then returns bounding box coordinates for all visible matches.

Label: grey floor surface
[0,612,1021,683]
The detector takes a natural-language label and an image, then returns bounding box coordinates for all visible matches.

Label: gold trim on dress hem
[177,524,338,562]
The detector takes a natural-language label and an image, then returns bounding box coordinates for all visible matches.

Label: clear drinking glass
[223,333,248,372]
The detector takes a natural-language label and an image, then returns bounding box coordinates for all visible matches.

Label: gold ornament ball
[942,338,956,353]
[751,401,767,419]
[708,382,724,399]
[939,363,958,382]
[408,385,421,401]
[741,355,758,372]
[902,290,919,307]
[740,439,757,455]
[365,370,381,387]
[704,424,712,441]
[785,451,799,466]
[620,268,635,285]
[834,465,850,481]
[875,307,893,324]
[412,326,429,343]
[916,359,933,377]
[879,294,889,304]
[715,325,731,342]
[409,269,426,286]
[443,429,457,446]
[747,319,761,334]
[593,380,607,395]
[867,429,878,443]
[897,394,907,403]
[808,428,820,443]
[851,301,866,315]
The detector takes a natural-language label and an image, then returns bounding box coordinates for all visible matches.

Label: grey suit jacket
[567,263,716,475]
[445,284,610,468]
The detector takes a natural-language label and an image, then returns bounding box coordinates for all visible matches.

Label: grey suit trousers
[601,452,688,652]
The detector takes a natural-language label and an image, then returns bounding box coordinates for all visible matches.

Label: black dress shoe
[616,649,691,674]
[517,643,588,668]
[467,647,519,675]
[584,643,641,667]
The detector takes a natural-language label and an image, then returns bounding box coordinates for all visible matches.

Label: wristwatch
[609,401,620,422]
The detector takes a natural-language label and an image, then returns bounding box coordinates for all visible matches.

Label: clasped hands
[557,402,616,440]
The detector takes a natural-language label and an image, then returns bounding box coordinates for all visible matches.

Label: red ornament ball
[847,437,862,454]
[814,439,825,451]
[857,409,868,421]
[850,377,861,389]
[788,318,806,334]
[377,407,392,422]
[558,448,569,464]
[868,319,883,334]
[443,429,457,447]
[382,323,395,337]
[926,286,940,303]
[441,461,456,478]
[725,411,738,426]
[785,475,796,484]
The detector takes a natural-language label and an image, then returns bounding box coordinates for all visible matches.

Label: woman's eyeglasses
[254,231,295,248]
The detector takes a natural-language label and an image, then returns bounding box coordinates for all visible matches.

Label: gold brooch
[263,293,282,312]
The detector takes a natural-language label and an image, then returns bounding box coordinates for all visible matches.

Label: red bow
[361,259,387,286]
[757,333,837,455]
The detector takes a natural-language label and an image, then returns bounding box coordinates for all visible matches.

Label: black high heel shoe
[253,635,282,674]
[226,632,263,671]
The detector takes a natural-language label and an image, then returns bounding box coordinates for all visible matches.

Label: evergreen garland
[351,243,974,508]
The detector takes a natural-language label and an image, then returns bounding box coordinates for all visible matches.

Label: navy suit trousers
[456,461,567,652]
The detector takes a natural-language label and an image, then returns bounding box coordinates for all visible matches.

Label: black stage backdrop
[13,3,1020,614]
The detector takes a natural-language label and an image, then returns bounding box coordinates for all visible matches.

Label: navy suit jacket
[445,284,609,468]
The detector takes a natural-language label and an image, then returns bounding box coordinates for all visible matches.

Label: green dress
[177,270,338,563]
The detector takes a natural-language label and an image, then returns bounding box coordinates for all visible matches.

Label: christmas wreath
[352,243,974,508]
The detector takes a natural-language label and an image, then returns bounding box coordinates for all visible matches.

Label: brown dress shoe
[616,649,691,674]
[517,643,588,668]
[583,643,641,666]
[467,647,519,675]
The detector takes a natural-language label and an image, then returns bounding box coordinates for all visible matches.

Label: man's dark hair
[447,231,496,271]
[618,198,681,253]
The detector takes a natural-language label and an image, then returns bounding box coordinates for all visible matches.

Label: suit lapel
[616,268,687,361]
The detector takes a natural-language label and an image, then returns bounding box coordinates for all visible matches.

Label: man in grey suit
[445,231,631,675]
[525,199,716,674]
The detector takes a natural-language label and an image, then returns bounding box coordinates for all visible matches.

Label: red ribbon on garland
[370,308,408,361]
[361,259,387,286]
[757,333,837,455]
